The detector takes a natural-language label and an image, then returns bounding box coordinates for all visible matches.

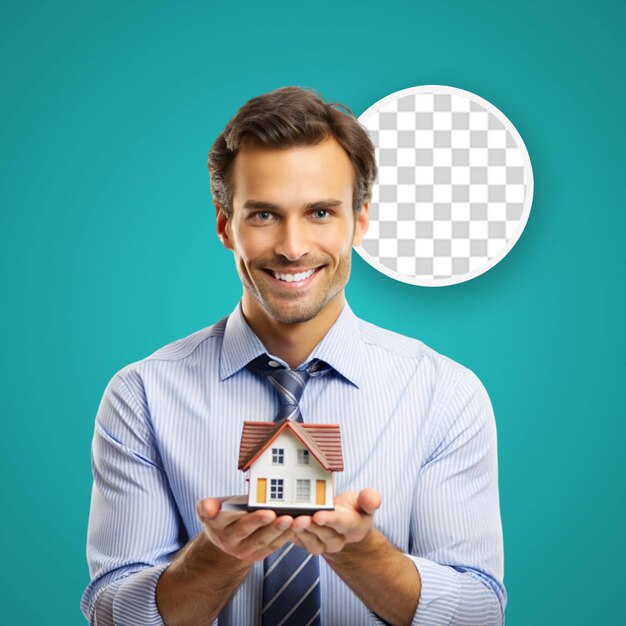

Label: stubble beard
[240,251,352,325]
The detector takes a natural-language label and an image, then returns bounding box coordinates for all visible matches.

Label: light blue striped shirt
[81,300,506,625]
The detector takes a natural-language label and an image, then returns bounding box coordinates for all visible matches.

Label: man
[81,86,506,625]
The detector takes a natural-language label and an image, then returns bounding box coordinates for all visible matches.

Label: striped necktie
[247,354,329,626]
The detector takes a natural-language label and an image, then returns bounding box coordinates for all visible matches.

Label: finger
[222,510,277,538]
[238,515,294,554]
[245,528,297,561]
[311,507,357,533]
[199,505,275,536]
[357,488,382,516]
[290,515,313,533]
[237,515,295,560]
[214,511,280,557]
[199,508,254,530]
[196,499,251,530]
[196,497,224,520]
[294,528,327,555]
[297,522,343,549]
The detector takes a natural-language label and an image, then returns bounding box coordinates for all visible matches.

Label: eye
[253,211,274,221]
[311,209,330,220]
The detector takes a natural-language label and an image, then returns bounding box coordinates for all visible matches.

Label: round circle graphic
[356,85,534,286]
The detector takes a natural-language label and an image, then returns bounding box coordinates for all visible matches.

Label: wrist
[324,527,387,565]
[156,532,253,626]
[195,531,254,572]
[169,531,252,582]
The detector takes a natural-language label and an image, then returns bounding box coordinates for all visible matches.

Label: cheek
[231,234,261,264]
[332,236,356,261]
[233,225,277,258]
[322,227,353,253]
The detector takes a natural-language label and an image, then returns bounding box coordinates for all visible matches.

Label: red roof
[238,419,344,472]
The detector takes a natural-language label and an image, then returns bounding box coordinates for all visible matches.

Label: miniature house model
[238,419,344,513]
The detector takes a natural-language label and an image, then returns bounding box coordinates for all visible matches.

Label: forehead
[231,137,354,207]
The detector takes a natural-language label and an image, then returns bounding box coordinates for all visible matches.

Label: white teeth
[272,269,316,283]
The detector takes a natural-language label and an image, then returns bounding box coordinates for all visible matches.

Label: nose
[274,216,310,261]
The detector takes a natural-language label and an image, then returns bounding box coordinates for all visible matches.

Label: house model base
[237,419,344,515]
[248,504,334,517]
[221,496,333,517]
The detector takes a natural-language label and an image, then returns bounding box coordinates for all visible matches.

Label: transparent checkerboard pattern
[359,91,529,281]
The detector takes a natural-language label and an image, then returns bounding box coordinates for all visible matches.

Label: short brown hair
[207,86,377,217]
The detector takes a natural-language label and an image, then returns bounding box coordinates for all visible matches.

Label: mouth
[262,266,323,288]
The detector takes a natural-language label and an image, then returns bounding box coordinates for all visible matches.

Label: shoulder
[356,316,464,370]
[351,313,495,448]
[142,315,228,363]
[110,315,228,392]
[354,314,488,399]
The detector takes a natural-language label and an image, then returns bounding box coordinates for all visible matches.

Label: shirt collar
[219,300,362,388]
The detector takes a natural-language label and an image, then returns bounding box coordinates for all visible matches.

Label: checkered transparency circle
[355,85,533,286]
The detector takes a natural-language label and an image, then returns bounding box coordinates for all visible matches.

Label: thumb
[196,497,223,520]
[358,488,382,516]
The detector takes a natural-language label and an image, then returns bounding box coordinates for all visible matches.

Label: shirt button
[267,360,280,368]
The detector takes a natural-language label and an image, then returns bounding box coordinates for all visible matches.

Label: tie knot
[246,354,330,422]
[271,367,309,402]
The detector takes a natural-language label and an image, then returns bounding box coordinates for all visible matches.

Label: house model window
[296,479,311,502]
[270,478,284,501]
[271,448,284,464]
[297,449,310,465]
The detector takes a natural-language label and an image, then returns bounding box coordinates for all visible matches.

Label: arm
[154,521,250,626]
[82,372,296,626]
[291,370,506,626]
[406,370,506,624]
[292,490,419,626]
[81,371,183,626]
[325,528,420,626]
[156,499,297,625]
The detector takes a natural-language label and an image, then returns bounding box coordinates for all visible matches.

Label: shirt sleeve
[402,368,506,626]
[80,369,183,626]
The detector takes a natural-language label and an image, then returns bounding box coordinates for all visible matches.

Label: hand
[195,498,296,563]
[290,488,382,555]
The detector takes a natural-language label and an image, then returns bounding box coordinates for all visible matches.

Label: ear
[352,201,369,247]
[215,205,234,251]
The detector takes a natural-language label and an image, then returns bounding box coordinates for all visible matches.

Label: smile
[261,266,322,289]
[272,269,316,283]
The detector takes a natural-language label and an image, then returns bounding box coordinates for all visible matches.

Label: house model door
[316,480,325,505]
[257,478,267,503]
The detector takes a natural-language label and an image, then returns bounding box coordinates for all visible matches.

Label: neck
[241,293,345,369]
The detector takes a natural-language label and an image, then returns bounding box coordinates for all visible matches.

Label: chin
[246,281,346,326]
[262,302,324,325]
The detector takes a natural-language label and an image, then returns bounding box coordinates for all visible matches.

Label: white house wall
[248,430,333,508]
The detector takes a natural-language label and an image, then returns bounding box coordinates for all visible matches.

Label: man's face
[216,136,368,327]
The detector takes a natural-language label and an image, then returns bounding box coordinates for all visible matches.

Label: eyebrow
[242,199,344,211]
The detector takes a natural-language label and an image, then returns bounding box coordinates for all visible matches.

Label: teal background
[1,1,624,624]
